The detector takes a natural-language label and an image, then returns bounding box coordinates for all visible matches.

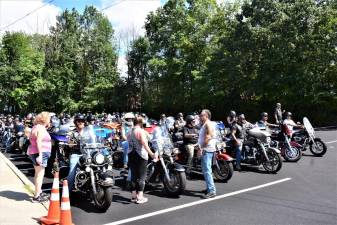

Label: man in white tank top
[198,109,217,198]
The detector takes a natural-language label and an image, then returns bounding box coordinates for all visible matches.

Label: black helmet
[74,114,85,123]
[230,110,236,117]
[185,115,195,124]
[261,112,268,118]
[86,114,96,122]
[285,112,292,117]
[177,112,183,119]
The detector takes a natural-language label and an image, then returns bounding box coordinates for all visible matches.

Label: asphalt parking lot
[3,129,337,225]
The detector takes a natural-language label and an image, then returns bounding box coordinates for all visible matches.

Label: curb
[0,151,49,210]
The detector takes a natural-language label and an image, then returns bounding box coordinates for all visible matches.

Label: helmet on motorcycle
[285,112,292,117]
[74,114,85,124]
[86,114,96,123]
[185,115,195,124]
[261,112,268,118]
[124,112,135,120]
[229,110,236,117]
[238,114,246,121]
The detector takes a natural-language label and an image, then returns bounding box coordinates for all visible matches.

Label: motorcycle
[12,130,29,154]
[2,127,15,152]
[147,127,186,197]
[226,127,282,173]
[270,125,302,162]
[174,123,234,182]
[292,117,327,156]
[72,142,114,212]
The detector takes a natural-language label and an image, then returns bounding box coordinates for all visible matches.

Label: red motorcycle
[174,142,234,182]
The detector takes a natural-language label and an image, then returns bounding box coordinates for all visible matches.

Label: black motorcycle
[72,142,114,212]
[226,127,282,173]
[292,117,327,156]
[147,128,186,197]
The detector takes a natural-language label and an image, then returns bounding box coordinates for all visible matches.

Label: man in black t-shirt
[231,117,244,171]
[183,115,199,173]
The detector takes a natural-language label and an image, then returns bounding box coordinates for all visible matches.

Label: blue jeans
[121,140,129,165]
[67,153,81,191]
[235,143,243,166]
[201,151,216,194]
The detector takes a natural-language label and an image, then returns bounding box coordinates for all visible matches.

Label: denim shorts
[29,152,51,167]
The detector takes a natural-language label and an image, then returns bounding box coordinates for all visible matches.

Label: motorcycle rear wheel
[212,159,233,182]
[283,146,301,162]
[310,138,327,157]
[93,186,113,212]
[262,150,282,173]
[163,170,186,197]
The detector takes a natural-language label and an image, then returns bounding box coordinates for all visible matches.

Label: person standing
[198,109,217,198]
[127,116,158,204]
[27,112,52,203]
[274,103,284,124]
[121,112,134,168]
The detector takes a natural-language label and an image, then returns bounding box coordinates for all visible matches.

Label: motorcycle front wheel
[212,159,233,182]
[283,146,301,162]
[93,185,113,212]
[262,149,282,173]
[163,169,186,197]
[310,138,327,157]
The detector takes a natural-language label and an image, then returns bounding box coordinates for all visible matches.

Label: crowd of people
[0,102,303,203]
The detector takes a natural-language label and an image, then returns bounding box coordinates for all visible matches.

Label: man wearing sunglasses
[67,113,97,191]
[256,112,278,129]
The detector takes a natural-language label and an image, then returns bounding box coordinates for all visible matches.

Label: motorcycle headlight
[94,153,105,165]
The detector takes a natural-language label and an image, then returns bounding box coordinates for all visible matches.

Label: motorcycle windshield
[303,117,315,137]
[151,126,174,154]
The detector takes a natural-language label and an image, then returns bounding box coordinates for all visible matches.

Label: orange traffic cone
[40,172,60,225]
[59,180,74,225]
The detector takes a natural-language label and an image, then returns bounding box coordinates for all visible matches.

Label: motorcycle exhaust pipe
[89,167,97,196]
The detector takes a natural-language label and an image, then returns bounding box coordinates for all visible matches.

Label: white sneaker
[136,197,148,204]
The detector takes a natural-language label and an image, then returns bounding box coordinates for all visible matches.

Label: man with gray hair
[198,109,217,198]
[274,103,284,124]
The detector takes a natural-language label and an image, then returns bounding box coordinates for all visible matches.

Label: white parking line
[104,178,292,225]
[326,140,337,144]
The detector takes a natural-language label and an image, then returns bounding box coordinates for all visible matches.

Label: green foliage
[126,0,337,125]
[0,1,336,125]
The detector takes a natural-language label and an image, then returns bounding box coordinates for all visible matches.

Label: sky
[0,0,230,75]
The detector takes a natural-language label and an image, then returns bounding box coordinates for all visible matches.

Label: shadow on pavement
[0,190,31,202]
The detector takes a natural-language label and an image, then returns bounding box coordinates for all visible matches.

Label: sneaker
[131,197,137,203]
[136,197,148,204]
[32,195,48,203]
[40,192,50,199]
[204,192,216,199]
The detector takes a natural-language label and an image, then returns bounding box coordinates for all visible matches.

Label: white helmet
[124,112,135,120]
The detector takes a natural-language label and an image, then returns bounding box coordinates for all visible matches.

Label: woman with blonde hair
[27,111,52,203]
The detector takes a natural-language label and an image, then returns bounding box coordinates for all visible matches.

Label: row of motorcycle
[0,116,327,212]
